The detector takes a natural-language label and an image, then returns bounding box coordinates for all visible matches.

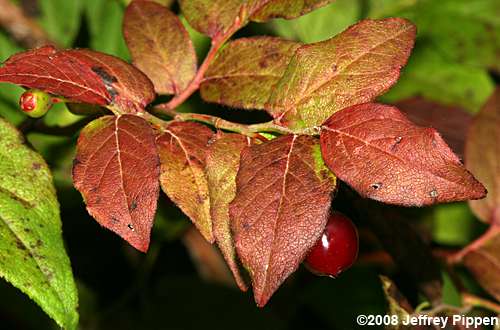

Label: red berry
[305,211,359,277]
[19,89,53,118]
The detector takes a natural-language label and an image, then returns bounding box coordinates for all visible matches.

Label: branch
[0,0,56,48]
[449,224,500,264]
[174,113,292,137]
[156,9,245,112]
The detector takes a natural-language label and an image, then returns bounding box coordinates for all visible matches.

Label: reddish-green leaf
[320,103,486,206]
[73,115,160,252]
[201,37,301,110]
[0,46,155,111]
[466,89,500,224]
[463,227,500,302]
[205,133,251,291]
[396,97,472,159]
[249,0,333,22]
[179,0,333,38]
[267,18,416,129]
[156,122,214,242]
[230,134,336,306]
[124,1,197,95]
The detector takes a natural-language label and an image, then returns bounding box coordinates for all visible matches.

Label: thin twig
[462,292,500,314]
[449,224,500,264]
[0,0,55,48]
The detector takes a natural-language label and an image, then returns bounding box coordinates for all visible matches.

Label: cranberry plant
[0,0,496,329]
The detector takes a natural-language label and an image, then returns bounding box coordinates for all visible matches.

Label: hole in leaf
[371,182,382,190]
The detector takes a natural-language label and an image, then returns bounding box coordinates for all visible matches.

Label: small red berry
[305,211,359,277]
[19,89,53,118]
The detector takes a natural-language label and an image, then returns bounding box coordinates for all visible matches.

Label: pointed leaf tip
[320,103,486,207]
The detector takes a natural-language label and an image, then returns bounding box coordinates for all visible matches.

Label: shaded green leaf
[124,1,197,95]
[0,118,78,329]
[267,18,416,129]
[85,0,130,59]
[381,46,495,113]
[201,37,301,110]
[38,0,83,47]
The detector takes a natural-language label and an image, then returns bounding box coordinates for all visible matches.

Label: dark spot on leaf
[127,223,135,231]
[111,217,119,224]
[332,64,337,72]
[92,66,118,100]
[391,136,403,151]
[371,182,382,190]
[32,163,41,170]
[242,222,251,231]
[130,200,137,211]
[15,238,26,251]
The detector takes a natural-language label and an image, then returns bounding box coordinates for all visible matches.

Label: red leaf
[156,122,214,242]
[320,103,486,206]
[73,115,160,252]
[124,1,197,95]
[0,46,155,111]
[462,226,500,301]
[396,97,472,159]
[466,89,500,223]
[230,135,336,306]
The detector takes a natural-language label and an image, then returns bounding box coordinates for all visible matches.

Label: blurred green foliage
[0,0,498,329]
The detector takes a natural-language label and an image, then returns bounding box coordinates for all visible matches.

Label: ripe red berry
[19,89,53,118]
[305,211,359,277]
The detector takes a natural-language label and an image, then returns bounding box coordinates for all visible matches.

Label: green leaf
[124,1,197,95]
[38,0,83,47]
[85,0,130,59]
[267,18,416,129]
[432,203,477,246]
[201,37,301,109]
[371,0,500,73]
[0,118,78,329]
[380,43,495,113]
[269,0,360,43]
